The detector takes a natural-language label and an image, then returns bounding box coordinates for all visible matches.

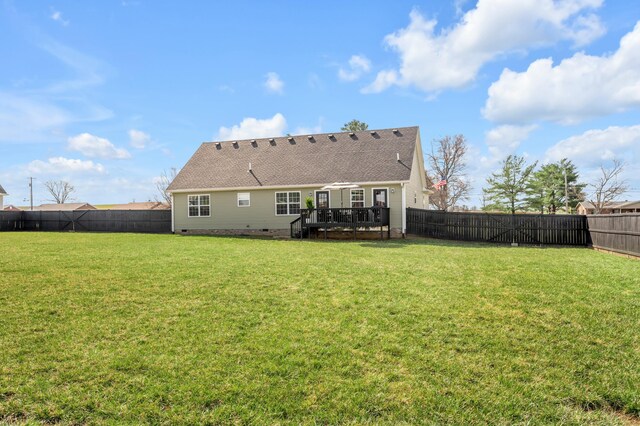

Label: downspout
[401,182,407,237]
[170,193,175,233]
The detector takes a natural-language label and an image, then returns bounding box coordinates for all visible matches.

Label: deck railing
[302,207,389,227]
[290,207,390,239]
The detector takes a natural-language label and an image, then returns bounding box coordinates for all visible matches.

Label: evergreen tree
[526,159,585,214]
[483,155,537,214]
[340,119,368,132]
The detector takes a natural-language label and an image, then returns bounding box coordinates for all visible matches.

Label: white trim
[168,181,409,194]
[401,183,407,234]
[237,192,251,207]
[350,188,365,208]
[187,194,211,218]
[170,193,175,233]
[313,189,331,208]
[371,187,389,208]
[274,191,301,216]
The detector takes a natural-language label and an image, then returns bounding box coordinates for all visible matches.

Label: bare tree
[588,160,628,213]
[427,135,470,211]
[155,168,178,205]
[44,180,75,204]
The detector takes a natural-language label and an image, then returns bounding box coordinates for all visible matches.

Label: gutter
[401,182,407,236]
[170,193,175,233]
[167,180,411,194]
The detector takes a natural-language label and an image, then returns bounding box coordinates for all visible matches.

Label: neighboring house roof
[106,202,170,210]
[577,201,640,210]
[0,184,7,195]
[2,205,21,211]
[168,126,419,191]
[33,203,97,211]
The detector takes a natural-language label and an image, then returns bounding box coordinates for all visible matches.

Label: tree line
[424,133,628,215]
[482,156,627,214]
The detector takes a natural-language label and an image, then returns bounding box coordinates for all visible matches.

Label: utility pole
[563,168,569,214]
[29,177,34,211]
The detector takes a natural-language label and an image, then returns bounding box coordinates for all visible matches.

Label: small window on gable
[237,192,250,207]
[188,194,210,217]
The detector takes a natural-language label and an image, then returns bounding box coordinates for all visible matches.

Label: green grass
[1,233,639,425]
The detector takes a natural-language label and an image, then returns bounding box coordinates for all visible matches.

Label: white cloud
[484,22,640,124]
[338,55,372,82]
[0,37,112,144]
[546,125,640,165]
[264,72,284,94]
[467,125,537,187]
[50,10,69,26]
[68,133,131,159]
[218,84,235,94]
[363,1,604,94]
[28,157,105,174]
[294,117,324,135]
[217,113,287,140]
[0,93,71,142]
[128,129,151,149]
[485,124,537,159]
[38,37,105,93]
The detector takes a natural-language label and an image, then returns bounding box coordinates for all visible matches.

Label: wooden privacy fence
[0,210,171,233]
[406,208,589,246]
[586,214,640,257]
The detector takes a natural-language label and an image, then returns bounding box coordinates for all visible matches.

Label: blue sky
[1,0,639,207]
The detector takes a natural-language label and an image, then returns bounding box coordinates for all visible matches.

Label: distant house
[106,201,170,210]
[576,201,640,215]
[167,126,431,237]
[2,205,22,212]
[32,203,97,211]
[0,184,7,210]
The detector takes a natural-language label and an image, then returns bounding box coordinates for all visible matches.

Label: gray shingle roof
[0,184,6,195]
[168,126,419,191]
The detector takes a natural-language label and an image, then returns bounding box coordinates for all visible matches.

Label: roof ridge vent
[349,132,355,137]
[287,136,294,141]
[370,131,377,135]
[307,135,313,140]
[392,129,399,134]
[328,134,334,139]
[268,138,275,142]
[232,141,239,148]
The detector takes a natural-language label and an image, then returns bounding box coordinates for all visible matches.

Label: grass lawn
[1,233,639,425]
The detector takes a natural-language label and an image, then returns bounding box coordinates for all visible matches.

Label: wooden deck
[290,207,390,239]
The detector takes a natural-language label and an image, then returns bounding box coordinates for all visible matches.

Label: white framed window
[237,192,250,207]
[351,189,365,208]
[188,194,210,217]
[275,191,301,215]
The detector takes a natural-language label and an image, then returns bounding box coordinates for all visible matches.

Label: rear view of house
[167,126,431,237]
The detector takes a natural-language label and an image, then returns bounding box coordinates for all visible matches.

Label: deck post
[351,209,357,240]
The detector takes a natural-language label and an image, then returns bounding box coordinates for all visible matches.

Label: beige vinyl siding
[404,138,429,210]
[173,184,404,231]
